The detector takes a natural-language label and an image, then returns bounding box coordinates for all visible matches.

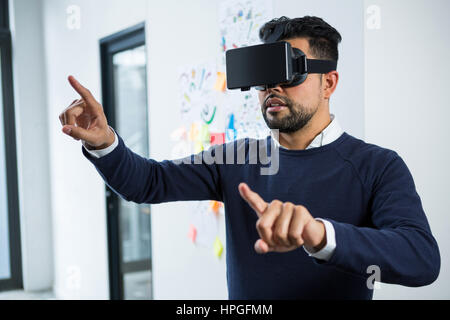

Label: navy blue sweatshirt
[82,131,440,299]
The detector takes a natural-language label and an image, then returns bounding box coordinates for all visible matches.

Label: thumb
[62,125,95,142]
[254,239,270,254]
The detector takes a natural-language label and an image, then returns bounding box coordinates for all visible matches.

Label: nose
[266,84,285,96]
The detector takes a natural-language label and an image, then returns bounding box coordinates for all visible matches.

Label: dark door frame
[99,22,152,300]
[0,0,23,292]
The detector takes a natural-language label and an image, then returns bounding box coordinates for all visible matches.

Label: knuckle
[295,205,306,214]
[256,219,264,229]
[270,199,282,207]
[259,221,270,230]
[258,218,273,231]
[283,202,295,211]
[296,238,304,247]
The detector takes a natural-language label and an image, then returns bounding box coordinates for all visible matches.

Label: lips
[265,97,288,113]
[266,97,287,108]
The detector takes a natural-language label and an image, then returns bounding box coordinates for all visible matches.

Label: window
[100,23,152,300]
[0,0,23,292]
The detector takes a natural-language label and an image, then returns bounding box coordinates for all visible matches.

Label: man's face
[258,37,324,133]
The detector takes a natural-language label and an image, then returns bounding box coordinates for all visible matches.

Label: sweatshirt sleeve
[82,132,223,204]
[316,154,441,287]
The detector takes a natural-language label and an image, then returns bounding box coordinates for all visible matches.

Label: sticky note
[210,133,225,145]
[209,201,222,215]
[194,141,204,153]
[200,124,210,143]
[213,72,227,92]
[188,123,199,142]
[213,236,223,258]
[188,224,197,243]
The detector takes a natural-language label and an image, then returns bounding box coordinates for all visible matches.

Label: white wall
[41,0,148,299]
[364,0,450,299]
[9,0,54,291]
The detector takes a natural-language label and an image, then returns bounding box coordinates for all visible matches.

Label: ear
[323,71,339,99]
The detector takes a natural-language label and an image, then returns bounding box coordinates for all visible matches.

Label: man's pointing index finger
[238,183,268,217]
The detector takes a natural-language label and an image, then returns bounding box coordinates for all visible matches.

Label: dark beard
[262,95,317,133]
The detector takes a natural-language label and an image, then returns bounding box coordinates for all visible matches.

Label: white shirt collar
[270,114,343,150]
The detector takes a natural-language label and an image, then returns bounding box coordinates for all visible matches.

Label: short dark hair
[259,16,342,62]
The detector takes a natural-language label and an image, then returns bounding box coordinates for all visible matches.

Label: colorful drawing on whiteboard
[219,0,273,56]
[219,0,273,140]
[177,0,273,254]
[226,90,269,140]
[178,63,217,126]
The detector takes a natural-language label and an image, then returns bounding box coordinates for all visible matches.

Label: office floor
[0,289,55,300]
[0,271,152,300]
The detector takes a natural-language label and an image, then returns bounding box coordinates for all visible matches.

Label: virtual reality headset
[225,41,337,92]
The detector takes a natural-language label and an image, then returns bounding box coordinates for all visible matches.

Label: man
[59,16,440,299]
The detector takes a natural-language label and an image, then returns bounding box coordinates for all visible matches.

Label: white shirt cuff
[303,218,336,261]
[82,128,119,159]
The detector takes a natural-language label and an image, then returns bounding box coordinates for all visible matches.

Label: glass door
[114,45,152,300]
[100,23,152,300]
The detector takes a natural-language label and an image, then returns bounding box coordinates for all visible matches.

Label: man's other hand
[238,182,327,254]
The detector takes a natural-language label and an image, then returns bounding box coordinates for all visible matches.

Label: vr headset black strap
[265,27,337,74]
[306,59,337,74]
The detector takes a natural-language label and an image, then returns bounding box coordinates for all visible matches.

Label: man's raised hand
[59,75,115,149]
